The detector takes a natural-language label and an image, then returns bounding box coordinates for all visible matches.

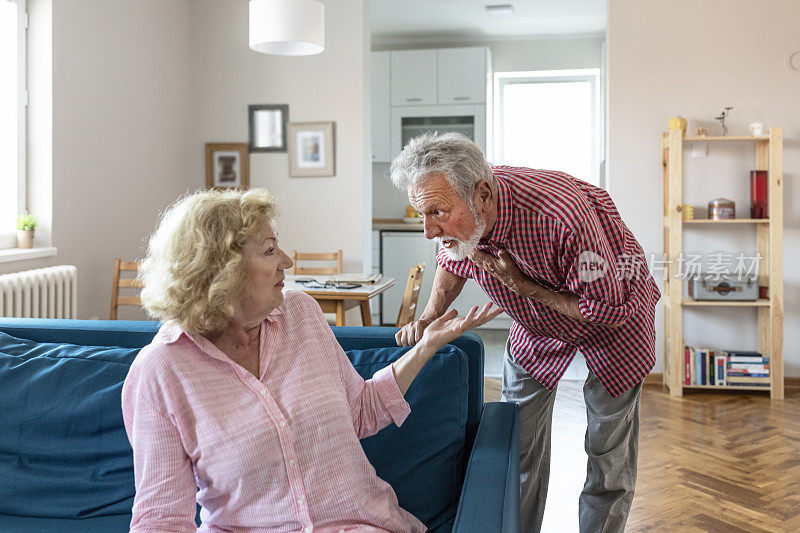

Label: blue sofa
[0,318,518,533]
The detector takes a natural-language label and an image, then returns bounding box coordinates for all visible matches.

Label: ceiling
[371,0,606,46]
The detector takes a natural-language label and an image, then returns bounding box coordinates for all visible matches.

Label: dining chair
[110,259,143,320]
[396,263,425,327]
[290,250,343,325]
[290,249,343,275]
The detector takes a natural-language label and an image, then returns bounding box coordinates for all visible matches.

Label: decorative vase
[17,229,34,249]
[750,170,768,219]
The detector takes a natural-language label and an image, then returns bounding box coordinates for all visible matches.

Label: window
[1,0,26,249]
[494,69,602,187]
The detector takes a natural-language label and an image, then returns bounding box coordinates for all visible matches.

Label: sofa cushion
[0,332,139,519]
[348,345,468,531]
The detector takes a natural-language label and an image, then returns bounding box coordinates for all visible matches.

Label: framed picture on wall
[287,122,335,177]
[205,143,249,189]
[249,104,289,152]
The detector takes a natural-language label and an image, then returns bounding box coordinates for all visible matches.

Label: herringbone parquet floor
[484,378,800,532]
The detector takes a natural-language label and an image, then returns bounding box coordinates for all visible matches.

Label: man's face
[408,174,486,261]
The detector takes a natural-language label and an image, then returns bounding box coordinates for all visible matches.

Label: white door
[390,50,437,106]
[370,52,391,163]
[380,232,438,325]
[437,47,487,104]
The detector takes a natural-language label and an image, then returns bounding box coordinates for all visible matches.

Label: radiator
[0,265,78,319]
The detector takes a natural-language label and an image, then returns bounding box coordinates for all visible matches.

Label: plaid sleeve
[560,222,643,327]
[435,247,474,279]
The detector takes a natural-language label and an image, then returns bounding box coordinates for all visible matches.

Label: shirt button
[260,389,267,397]
[304,527,312,533]
[289,459,296,466]
[297,498,304,506]
[279,421,286,428]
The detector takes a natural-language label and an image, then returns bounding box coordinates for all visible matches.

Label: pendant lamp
[249,0,325,56]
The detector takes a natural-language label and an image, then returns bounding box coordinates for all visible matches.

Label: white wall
[3,0,370,323]
[489,35,603,73]
[608,0,800,376]
[1,0,194,323]
[189,0,370,276]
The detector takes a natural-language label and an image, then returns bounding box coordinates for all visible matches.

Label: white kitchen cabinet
[451,277,512,330]
[370,52,391,163]
[390,50,437,106]
[437,47,488,105]
[379,231,511,329]
[370,230,381,324]
[380,232,438,325]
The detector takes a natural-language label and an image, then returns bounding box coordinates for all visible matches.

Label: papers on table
[292,273,383,287]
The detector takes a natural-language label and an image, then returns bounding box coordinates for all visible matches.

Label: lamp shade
[249,0,325,56]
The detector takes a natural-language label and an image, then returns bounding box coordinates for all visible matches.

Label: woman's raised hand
[418,302,503,353]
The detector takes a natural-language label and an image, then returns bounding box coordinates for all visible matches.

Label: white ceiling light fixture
[485,4,515,15]
[249,0,325,56]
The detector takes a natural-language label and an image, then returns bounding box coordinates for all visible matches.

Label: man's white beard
[436,215,486,261]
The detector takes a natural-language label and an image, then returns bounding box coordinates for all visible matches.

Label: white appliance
[379,231,510,329]
[380,232,437,325]
[391,104,486,160]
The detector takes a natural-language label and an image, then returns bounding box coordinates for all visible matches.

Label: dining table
[283,274,396,326]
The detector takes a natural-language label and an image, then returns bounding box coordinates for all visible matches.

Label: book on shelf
[727,353,769,364]
[727,376,770,383]
[714,354,726,386]
[683,345,770,387]
[684,347,691,385]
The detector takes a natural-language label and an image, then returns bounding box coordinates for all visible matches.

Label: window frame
[493,68,603,188]
[1,0,28,249]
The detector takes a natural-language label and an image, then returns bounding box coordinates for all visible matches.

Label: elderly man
[391,132,660,533]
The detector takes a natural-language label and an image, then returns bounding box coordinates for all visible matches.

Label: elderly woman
[121,188,500,533]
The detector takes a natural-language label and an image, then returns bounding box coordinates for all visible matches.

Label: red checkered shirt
[437,167,660,397]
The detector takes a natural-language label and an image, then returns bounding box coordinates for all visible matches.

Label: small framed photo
[287,122,335,177]
[205,143,249,189]
[249,104,289,153]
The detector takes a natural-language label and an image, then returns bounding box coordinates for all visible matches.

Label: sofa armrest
[452,402,519,533]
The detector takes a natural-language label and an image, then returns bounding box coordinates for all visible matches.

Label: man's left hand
[469,248,528,293]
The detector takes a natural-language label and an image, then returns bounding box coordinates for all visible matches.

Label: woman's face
[233,224,294,326]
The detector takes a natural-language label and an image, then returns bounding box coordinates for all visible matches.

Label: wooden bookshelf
[661,127,783,399]
[683,135,769,142]
[681,298,770,307]
[683,218,770,224]
[683,384,770,392]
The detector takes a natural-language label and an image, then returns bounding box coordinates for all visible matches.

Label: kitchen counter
[373,218,424,231]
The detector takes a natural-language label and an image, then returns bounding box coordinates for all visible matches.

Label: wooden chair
[396,263,425,327]
[110,259,143,320]
[290,249,343,275]
[290,250,345,325]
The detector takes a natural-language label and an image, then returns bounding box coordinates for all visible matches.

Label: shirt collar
[480,174,514,247]
[158,305,284,345]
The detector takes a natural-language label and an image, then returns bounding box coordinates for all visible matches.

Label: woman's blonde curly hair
[139,188,278,335]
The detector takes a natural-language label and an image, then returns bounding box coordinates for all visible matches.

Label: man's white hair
[389,132,496,203]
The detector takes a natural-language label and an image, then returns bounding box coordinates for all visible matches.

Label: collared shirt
[437,167,660,397]
[121,290,425,533]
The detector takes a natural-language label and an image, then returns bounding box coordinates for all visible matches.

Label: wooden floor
[484,378,800,532]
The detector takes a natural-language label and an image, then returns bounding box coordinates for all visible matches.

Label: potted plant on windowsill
[17,213,37,249]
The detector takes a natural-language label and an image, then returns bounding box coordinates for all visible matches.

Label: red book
[684,346,691,385]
